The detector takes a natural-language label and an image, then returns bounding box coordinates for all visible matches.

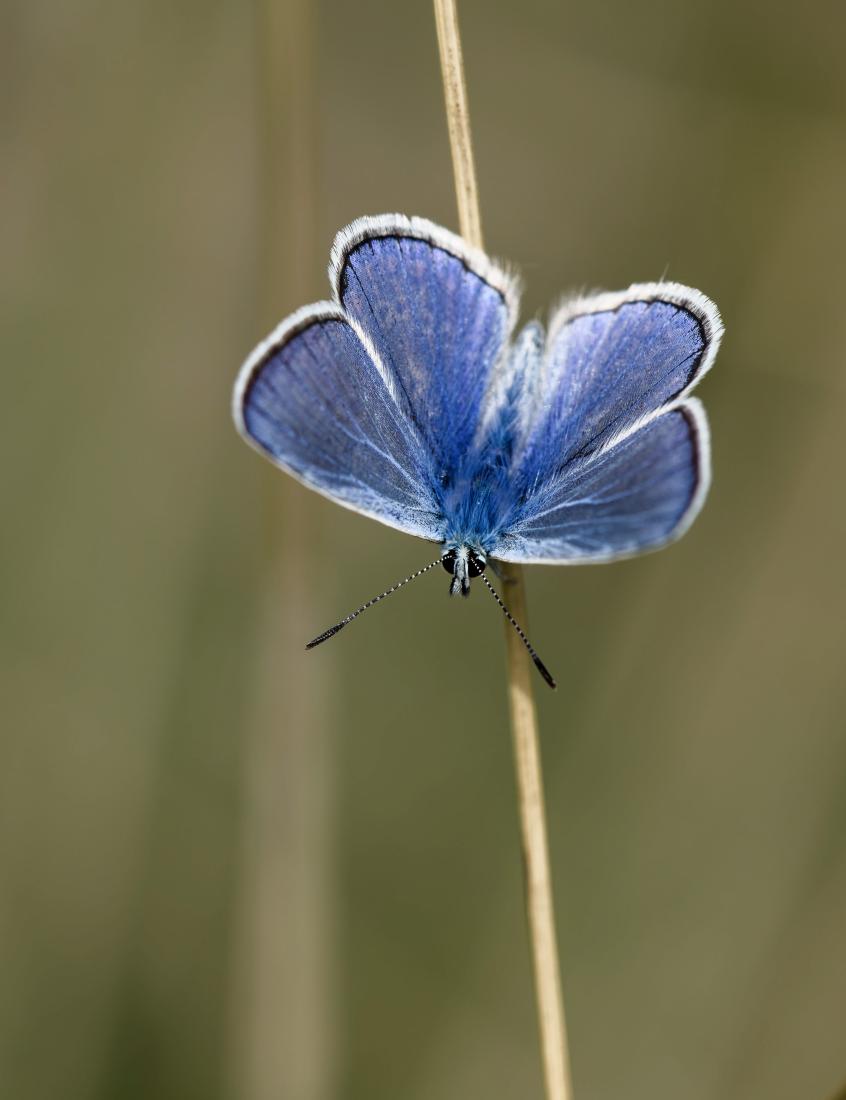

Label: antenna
[479,572,557,690]
[306,556,442,649]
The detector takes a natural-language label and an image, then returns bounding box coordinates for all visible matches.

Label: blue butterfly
[233,214,722,687]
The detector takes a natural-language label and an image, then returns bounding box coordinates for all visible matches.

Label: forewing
[234,304,443,540]
[515,283,722,477]
[330,215,519,477]
[491,401,709,563]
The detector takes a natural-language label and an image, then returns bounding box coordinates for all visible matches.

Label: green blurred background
[4,1,846,1098]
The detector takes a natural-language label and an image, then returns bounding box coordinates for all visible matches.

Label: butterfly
[233,214,722,688]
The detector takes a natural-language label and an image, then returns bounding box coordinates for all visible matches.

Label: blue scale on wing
[241,314,445,541]
[517,300,706,477]
[338,235,512,485]
[493,407,703,561]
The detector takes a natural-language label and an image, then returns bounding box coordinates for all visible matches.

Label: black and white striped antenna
[306,554,556,690]
[305,556,442,649]
[478,572,557,689]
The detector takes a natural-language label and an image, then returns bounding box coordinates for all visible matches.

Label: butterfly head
[441,545,487,597]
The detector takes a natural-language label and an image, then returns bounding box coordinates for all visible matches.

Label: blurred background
[3,1,846,1098]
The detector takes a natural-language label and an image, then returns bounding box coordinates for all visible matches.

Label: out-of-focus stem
[229,2,333,1099]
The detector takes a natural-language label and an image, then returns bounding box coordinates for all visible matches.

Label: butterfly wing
[234,216,518,541]
[493,399,709,562]
[234,303,443,540]
[488,284,722,562]
[331,215,519,479]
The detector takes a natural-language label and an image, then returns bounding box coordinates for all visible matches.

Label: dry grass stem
[433,2,573,1098]
[433,0,484,250]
